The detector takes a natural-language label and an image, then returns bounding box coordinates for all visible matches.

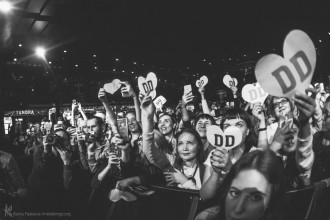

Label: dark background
[1,0,330,108]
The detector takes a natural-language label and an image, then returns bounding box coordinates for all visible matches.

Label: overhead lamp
[0,1,13,13]
[35,47,46,59]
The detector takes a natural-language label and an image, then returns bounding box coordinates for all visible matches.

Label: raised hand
[293,88,316,124]
[120,81,136,97]
[140,91,155,117]
[182,91,194,107]
[252,103,265,121]
[98,88,108,103]
[210,147,231,173]
[107,153,120,168]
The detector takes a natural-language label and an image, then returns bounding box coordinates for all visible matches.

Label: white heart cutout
[153,96,167,109]
[103,79,122,94]
[109,189,137,202]
[242,83,269,104]
[223,74,237,88]
[195,75,209,88]
[138,72,158,99]
[206,125,242,151]
[255,30,316,98]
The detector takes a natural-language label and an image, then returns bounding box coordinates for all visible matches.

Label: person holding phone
[268,88,316,189]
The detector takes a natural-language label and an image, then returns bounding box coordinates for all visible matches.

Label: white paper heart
[195,75,209,88]
[109,189,137,202]
[206,125,242,150]
[104,79,122,94]
[138,72,158,99]
[153,96,167,109]
[242,83,268,104]
[255,30,316,98]
[223,74,237,88]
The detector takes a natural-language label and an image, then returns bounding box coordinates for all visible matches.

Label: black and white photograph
[1,1,330,219]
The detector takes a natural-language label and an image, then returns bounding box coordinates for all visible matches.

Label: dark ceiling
[1,1,330,107]
[4,1,330,64]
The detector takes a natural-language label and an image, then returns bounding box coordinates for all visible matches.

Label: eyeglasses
[273,99,289,109]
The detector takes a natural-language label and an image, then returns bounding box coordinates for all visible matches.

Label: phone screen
[117,118,129,142]
[184,85,192,95]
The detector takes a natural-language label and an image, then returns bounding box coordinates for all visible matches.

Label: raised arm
[98,88,118,131]
[141,93,172,170]
[181,91,194,123]
[198,86,211,115]
[77,102,88,121]
[252,104,269,150]
[293,88,316,179]
[120,81,142,126]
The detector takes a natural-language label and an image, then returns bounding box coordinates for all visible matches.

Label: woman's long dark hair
[219,150,287,220]
[220,107,257,153]
[173,128,204,170]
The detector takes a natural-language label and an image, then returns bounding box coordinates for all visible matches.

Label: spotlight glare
[0,1,13,13]
[18,44,22,47]
[35,47,46,59]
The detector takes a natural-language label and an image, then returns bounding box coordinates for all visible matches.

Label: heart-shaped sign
[104,79,122,94]
[242,82,269,104]
[153,96,167,109]
[195,75,209,88]
[109,189,137,202]
[223,74,238,88]
[138,72,158,99]
[206,125,242,150]
[255,30,316,98]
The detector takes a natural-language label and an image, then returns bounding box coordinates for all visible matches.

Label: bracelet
[258,127,267,132]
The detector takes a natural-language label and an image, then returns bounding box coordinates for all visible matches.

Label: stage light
[13,58,17,62]
[0,1,13,13]
[75,64,78,67]
[18,44,22,47]
[48,61,52,64]
[35,47,46,59]
[64,50,67,53]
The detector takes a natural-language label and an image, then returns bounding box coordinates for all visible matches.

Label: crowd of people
[1,79,330,220]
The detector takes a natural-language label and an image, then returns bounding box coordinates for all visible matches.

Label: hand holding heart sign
[255,30,316,98]
[206,125,242,151]
[104,79,122,94]
[138,72,158,99]
[153,96,167,109]
[223,74,238,89]
[195,75,209,88]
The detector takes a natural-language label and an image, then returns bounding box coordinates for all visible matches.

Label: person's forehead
[197,118,212,123]
[273,97,287,103]
[159,115,172,121]
[179,132,196,141]
[126,113,136,119]
[87,118,98,126]
[224,117,245,124]
[231,169,270,193]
